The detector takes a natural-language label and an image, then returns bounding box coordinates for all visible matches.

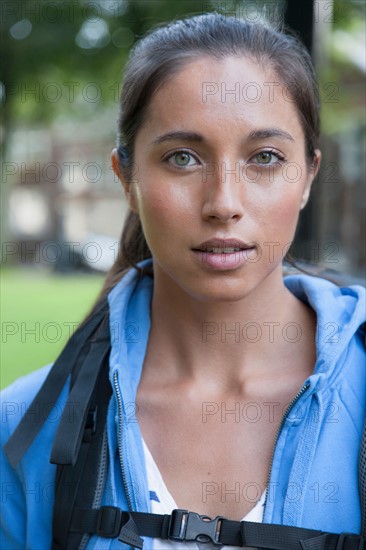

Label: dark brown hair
[97,12,320,306]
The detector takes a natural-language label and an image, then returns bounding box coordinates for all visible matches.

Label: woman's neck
[142,264,316,394]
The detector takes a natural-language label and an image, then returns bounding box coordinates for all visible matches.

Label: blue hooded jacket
[1,258,365,549]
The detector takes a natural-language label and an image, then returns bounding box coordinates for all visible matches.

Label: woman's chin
[179,276,261,304]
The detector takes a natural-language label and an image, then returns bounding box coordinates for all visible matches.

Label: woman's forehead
[138,55,304,144]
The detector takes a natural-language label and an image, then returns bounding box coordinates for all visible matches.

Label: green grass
[1,269,105,389]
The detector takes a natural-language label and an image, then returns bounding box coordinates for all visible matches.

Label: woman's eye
[252,151,284,165]
[165,151,199,168]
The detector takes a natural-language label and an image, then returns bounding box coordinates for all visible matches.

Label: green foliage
[333,0,365,30]
[318,1,365,134]
[2,0,231,124]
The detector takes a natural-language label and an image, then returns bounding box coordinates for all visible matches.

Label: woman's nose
[201,160,245,223]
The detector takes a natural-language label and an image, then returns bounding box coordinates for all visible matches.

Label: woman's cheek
[137,188,187,249]
[258,191,303,251]
[145,178,195,219]
[275,197,301,225]
[267,178,305,219]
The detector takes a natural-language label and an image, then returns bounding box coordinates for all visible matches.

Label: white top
[141,437,265,550]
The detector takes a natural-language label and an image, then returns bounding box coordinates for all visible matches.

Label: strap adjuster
[168,508,223,545]
[336,532,364,550]
[83,406,98,442]
[96,506,122,538]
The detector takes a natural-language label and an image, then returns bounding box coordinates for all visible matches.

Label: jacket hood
[284,274,365,383]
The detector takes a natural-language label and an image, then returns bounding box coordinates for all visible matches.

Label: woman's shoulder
[1,364,70,439]
[1,364,53,397]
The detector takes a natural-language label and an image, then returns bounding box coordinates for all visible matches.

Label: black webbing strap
[360,413,366,538]
[50,315,110,465]
[3,303,108,469]
[358,323,366,538]
[52,442,90,550]
[69,507,365,549]
[52,333,112,550]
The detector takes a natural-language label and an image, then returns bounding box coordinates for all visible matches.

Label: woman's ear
[111,148,139,213]
[300,148,322,210]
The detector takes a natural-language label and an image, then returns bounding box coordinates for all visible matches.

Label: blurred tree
[2,0,250,128]
[0,0,295,133]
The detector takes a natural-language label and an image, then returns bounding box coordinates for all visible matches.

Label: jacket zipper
[262,381,310,520]
[113,370,134,511]
[93,429,109,506]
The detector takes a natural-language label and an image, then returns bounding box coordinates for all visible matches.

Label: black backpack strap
[52,311,113,550]
[359,322,366,537]
[360,417,366,538]
[50,313,110,466]
[68,506,365,549]
[3,303,108,468]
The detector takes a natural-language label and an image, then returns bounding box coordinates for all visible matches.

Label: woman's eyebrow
[150,127,295,146]
[247,128,295,142]
[150,131,204,146]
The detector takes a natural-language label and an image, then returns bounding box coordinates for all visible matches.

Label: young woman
[1,13,365,550]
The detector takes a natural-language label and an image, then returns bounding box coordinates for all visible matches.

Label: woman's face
[114,55,320,302]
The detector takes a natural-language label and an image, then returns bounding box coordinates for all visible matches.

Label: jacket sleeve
[0,365,68,550]
[0,408,26,549]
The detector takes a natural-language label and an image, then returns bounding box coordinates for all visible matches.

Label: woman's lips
[193,238,254,251]
[191,247,257,270]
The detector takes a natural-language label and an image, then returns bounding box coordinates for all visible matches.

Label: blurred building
[4,107,128,272]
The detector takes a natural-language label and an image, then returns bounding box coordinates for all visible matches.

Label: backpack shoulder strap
[358,322,366,537]
[50,310,111,466]
[360,411,366,537]
[52,315,112,550]
[3,298,113,549]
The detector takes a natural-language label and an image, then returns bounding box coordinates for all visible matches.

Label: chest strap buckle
[168,508,223,546]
